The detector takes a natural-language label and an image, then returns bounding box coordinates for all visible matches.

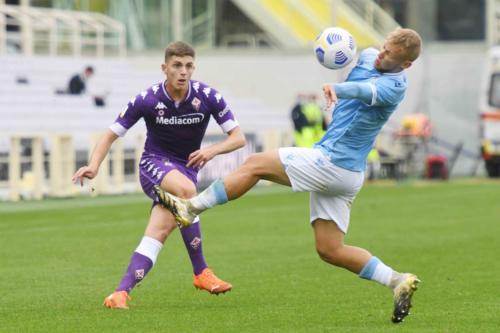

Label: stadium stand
[0,54,289,148]
[0,53,290,200]
[229,0,398,49]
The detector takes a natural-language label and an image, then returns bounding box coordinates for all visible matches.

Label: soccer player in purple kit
[72,41,245,309]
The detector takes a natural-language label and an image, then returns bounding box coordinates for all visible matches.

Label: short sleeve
[209,90,239,133]
[371,76,406,107]
[109,94,144,136]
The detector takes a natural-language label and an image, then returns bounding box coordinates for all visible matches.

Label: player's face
[162,56,195,91]
[374,42,412,73]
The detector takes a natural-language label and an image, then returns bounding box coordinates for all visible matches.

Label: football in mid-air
[314,27,356,70]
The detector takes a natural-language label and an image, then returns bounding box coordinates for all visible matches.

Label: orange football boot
[193,268,232,295]
[103,290,130,309]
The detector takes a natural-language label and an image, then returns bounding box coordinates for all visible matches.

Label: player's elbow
[236,134,246,149]
[232,129,246,149]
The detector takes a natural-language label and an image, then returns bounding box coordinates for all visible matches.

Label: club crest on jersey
[191,97,201,111]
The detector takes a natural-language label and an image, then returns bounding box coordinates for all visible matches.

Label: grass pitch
[0,180,499,332]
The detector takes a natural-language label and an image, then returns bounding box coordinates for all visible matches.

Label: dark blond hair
[164,41,195,62]
[386,28,422,62]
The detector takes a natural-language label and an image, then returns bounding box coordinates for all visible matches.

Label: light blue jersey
[315,48,407,172]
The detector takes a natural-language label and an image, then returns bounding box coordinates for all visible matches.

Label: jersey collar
[161,80,192,105]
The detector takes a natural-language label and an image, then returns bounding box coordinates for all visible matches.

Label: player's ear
[401,60,412,69]
[161,63,167,73]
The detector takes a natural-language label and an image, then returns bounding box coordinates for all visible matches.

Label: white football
[314,27,356,70]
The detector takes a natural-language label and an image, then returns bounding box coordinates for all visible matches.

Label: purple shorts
[139,153,198,203]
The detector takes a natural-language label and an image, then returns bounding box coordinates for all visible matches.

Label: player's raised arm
[330,81,375,105]
[72,129,119,186]
[187,126,245,169]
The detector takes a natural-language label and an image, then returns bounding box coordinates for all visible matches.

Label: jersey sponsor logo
[218,106,231,118]
[155,113,205,125]
[214,92,222,103]
[191,97,201,111]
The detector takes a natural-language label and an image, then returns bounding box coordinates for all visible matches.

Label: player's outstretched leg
[391,273,420,323]
[154,178,230,226]
[359,257,420,324]
[154,185,197,227]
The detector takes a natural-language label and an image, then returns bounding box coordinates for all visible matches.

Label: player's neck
[165,82,188,102]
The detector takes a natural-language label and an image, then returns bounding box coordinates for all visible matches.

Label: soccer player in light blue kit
[155,29,422,323]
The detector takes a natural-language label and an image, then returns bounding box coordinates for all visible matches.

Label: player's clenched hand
[322,84,337,109]
[187,147,217,169]
[72,166,98,186]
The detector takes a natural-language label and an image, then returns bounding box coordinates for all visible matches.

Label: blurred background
[0,0,498,201]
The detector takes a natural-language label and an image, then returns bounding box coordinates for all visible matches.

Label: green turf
[1,180,499,332]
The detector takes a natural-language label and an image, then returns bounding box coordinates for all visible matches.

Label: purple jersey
[110,80,238,163]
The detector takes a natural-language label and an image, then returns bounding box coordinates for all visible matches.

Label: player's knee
[316,244,343,266]
[316,246,331,262]
[175,184,197,199]
[160,221,177,236]
[150,217,177,240]
[242,153,266,175]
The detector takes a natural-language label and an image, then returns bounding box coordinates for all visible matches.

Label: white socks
[191,178,229,212]
[135,236,163,264]
[359,256,400,288]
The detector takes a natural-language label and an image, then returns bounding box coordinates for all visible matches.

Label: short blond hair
[386,28,422,62]
[164,41,195,62]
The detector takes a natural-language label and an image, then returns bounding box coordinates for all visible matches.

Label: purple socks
[116,252,153,293]
[115,223,207,294]
[180,221,208,275]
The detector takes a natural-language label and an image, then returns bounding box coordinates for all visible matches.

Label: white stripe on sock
[135,236,163,264]
[371,262,393,287]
